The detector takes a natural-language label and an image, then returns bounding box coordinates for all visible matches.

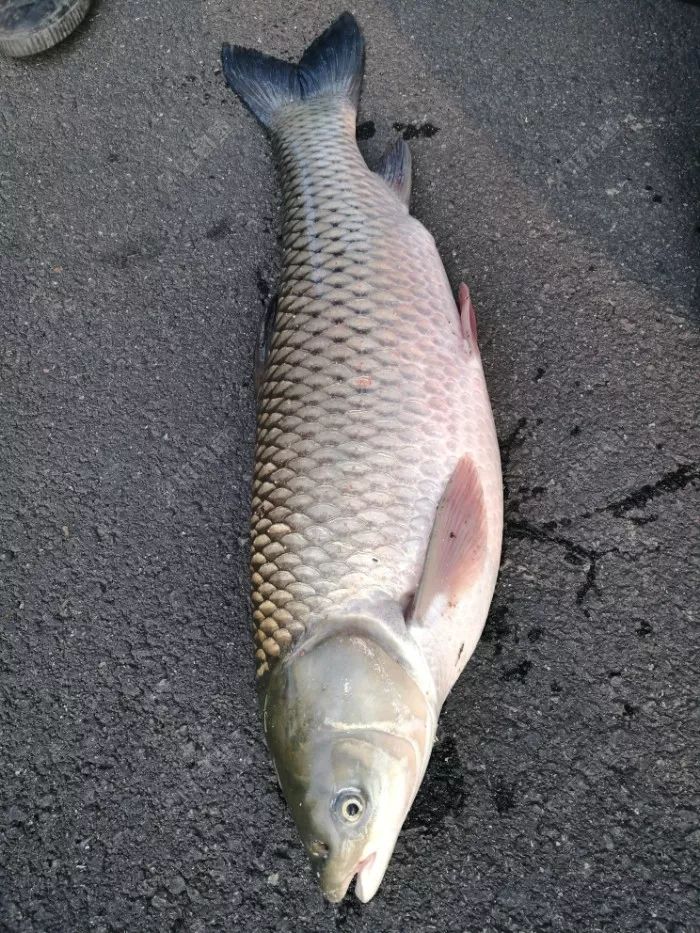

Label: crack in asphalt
[505,517,614,604]
[596,462,699,519]
[499,416,528,505]
[503,463,699,602]
[502,445,697,605]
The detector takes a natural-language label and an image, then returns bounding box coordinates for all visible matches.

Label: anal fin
[375,138,411,206]
[409,455,487,627]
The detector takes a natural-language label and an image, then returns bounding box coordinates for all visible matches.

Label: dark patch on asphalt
[500,418,528,467]
[256,269,271,306]
[269,779,286,808]
[102,234,166,267]
[512,484,547,514]
[392,121,439,139]
[499,417,527,506]
[625,514,658,527]
[491,777,517,814]
[206,218,232,240]
[355,120,376,140]
[404,735,466,832]
[502,659,532,683]
[333,890,364,929]
[481,605,513,657]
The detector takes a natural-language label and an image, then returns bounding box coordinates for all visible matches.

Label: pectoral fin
[408,455,487,627]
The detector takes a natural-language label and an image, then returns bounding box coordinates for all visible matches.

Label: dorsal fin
[375,138,412,206]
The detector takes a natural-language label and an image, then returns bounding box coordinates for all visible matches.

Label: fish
[221,12,503,904]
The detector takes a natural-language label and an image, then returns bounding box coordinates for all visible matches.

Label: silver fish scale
[251,99,480,679]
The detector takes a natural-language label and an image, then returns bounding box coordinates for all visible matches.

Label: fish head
[262,628,435,902]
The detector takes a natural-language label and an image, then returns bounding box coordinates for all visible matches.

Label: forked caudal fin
[221,12,364,127]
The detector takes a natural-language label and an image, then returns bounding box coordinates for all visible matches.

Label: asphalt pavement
[1,1,698,931]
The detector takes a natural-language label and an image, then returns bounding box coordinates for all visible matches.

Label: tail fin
[221,12,364,128]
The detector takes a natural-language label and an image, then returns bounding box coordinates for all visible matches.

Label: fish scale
[250,97,491,679]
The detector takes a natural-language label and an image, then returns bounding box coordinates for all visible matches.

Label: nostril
[309,840,329,859]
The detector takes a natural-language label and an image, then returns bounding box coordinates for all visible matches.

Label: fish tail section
[220,45,299,127]
[221,12,364,128]
[297,12,364,109]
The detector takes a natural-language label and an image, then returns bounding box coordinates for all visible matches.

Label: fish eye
[334,790,366,824]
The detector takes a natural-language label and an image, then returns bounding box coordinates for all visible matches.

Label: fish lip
[321,852,377,904]
[354,849,388,903]
[355,851,376,880]
[323,881,351,904]
[319,862,355,903]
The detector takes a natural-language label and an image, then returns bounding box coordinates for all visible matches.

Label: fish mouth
[355,850,387,903]
[321,851,377,904]
[353,852,378,901]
